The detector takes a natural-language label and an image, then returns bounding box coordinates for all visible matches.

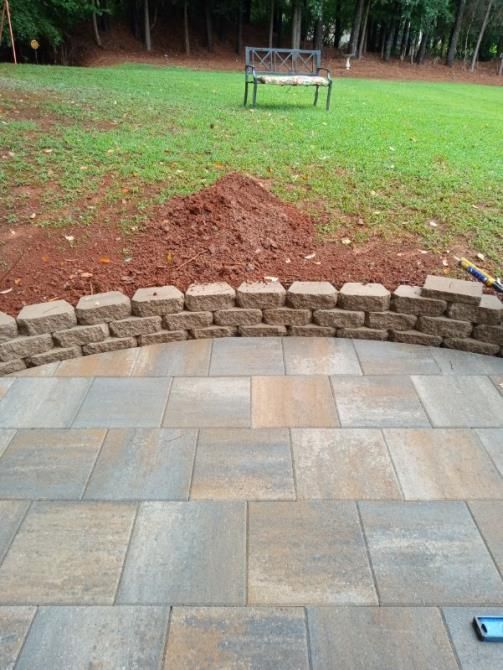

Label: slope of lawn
[0,63,502,265]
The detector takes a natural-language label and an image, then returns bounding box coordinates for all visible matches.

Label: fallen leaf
[442,258,449,267]
[476,253,485,261]
[41,255,49,262]
[264,276,278,282]
[0,288,12,294]
[341,238,351,245]
[80,272,93,278]
[14,278,21,285]
[99,256,111,264]
[64,235,75,243]
[429,220,438,228]
[29,213,36,219]
[304,253,316,260]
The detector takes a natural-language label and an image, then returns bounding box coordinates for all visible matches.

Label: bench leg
[314,85,319,106]
[244,81,249,106]
[326,82,332,111]
[252,82,258,108]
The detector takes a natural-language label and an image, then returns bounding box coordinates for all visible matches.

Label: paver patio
[0,337,502,668]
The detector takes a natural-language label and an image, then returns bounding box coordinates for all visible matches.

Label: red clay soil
[1,173,456,315]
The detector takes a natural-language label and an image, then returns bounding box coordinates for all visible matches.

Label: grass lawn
[0,63,502,265]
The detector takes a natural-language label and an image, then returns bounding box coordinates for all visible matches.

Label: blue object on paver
[473,616,503,642]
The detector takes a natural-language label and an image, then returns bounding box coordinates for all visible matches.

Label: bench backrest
[245,47,320,75]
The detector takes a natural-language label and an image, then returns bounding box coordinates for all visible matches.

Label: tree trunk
[183,1,190,55]
[144,0,151,51]
[292,0,302,50]
[92,1,103,48]
[349,0,365,56]
[334,1,342,49]
[268,0,275,48]
[384,22,396,61]
[400,20,410,60]
[357,0,370,58]
[236,0,243,54]
[416,30,429,64]
[470,0,493,71]
[205,0,213,52]
[446,0,466,66]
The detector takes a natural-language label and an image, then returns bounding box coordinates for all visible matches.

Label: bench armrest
[317,67,331,80]
[245,64,257,81]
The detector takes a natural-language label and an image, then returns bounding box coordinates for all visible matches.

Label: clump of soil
[0,172,450,315]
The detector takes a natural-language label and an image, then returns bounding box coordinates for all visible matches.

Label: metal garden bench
[244,47,332,110]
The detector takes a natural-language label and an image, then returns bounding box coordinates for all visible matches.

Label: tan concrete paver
[0,501,29,563]
[385,428,503,499]
[191,428,294,500]
[56,348,139,376]
[292,429,401,499]
[476,428,503,476]
[252,376,338,428]
[133,340,211,376]
[210,337,284,376]
[248,501,376,605]
[469,501,503,573]
[283,337,361,375]
[0,607,37,670]
[164,607,309,670]
[0,502,136,604]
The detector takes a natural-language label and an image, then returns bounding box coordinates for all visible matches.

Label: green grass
[0,63,502,265]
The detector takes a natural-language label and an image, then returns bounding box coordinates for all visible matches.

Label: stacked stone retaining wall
[0,275,501,375]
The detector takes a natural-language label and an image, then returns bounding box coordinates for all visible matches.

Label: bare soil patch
[1,173,456,315]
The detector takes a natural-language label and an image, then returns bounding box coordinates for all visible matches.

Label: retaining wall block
[0,334,53,362]
[164,311,212,330]
[443,338,500,356]
[76,292,131,325]
[214,308,262,326]
[286,281,337,309]
[367,311,417,331]
[239,324,287,337]
[109,316,162,338]
[313,308,365,328]
[288,325,336,337]
[138,330,188,346]
[337,327,388,341]
[185,282,235,311]
[0,359,26,375]
[448,295,503,325]
[421,275,482,305]
[339,283,390,312]
[26,346,82,367]
[236,282,286,309]
[0,312,18,341]
[53,324,109,348]
[132,286,184,316]
[83,337,137,355]
[392,285,446,316]
[391,330,442,347]
[17,300,76,335]
[192,326,238,339]
[473,324,503,346]
[263,308,311,326]
[418,316,472,338]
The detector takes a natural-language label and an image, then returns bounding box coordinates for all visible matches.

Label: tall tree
[144,0,151,51]
[470,0,494,70]
[292,0,302,48]
[349,0,365,54]
[446,0,465,65]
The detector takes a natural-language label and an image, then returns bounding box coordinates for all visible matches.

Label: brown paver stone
[339,283,390,312]
[308,607,458,670]
[248,501,376,605]
[191,428,294,500]
[0,334,53,363]
[236,282,286,309]
[109,316,162,338]
[354,339,440,375]
[385,428,503,499]
[76,291,131,325]
[118,501,246,605]
[133,340,210,376]
[0,607,37,670]
[164,607,310,670]
[15,606,169,670]
[252,376,338,428]
[0,501,135,604]
[392,285,447,316]
[210,337,284,376]
[53,323,109,347]
[164,310,213,330]
[82,337,137,355]
[291,429,401,499]
[164,377,250,427]
[56,347,139,376]
[283,337,361,375]
[0,429,106,499]
[0,312,17,341]
[185,282,235,311]
[360,501,503,604]
[287,281,337,310]
[26,345,81,367]
[85,428,197,500]
[422,275,483,305]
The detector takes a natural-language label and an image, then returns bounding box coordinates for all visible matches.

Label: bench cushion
[257,75,330,87]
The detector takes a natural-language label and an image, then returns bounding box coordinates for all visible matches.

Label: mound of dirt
[0,172,447,315]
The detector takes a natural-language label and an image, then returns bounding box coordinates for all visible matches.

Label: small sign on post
[31,38,39,64]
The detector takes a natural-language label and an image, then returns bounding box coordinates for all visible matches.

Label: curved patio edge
[0,275,501,376]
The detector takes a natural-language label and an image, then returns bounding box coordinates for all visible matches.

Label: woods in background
[2,0,503,71]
